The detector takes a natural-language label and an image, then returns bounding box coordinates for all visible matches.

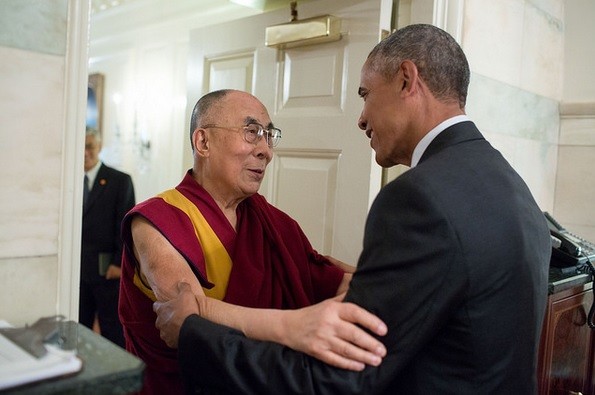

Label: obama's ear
[399,60,420,93]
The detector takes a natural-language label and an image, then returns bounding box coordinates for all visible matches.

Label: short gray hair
[367,24,470,109]
[85,126,101,142]
[189,89,234,150]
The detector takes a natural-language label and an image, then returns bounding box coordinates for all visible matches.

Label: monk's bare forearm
[197,296,286,342]
[196,294,387,371]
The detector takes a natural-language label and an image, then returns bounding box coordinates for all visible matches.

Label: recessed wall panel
[271,149,340,254]
[205,52,254,93]
[277,43,345,116]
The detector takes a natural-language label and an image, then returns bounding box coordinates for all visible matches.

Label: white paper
[0,320,82,390]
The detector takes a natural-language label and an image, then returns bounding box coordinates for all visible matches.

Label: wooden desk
[538,268,595,395]
[1,322,144,395]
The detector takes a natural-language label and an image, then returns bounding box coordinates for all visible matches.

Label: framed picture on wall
[87,73,105,136]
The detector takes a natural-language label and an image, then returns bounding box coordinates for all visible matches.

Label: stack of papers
[0,321,82,391]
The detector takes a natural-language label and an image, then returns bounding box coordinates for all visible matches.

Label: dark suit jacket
[178,122,551,394]
[81,163,135,283]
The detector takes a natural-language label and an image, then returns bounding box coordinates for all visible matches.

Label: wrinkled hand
[105,264,121,280]
[282,294,387,371]
[153,282,199,348]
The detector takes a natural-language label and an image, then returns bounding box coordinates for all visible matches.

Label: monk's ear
[193,128,210,156]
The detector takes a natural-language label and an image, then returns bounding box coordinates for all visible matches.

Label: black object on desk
[548,266,592,294]
[1,321,144,395]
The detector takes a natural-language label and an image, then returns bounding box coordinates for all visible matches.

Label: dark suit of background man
[154,24,552,394]
[80,127,135,348]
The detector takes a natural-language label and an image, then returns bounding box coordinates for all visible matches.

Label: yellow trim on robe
[132,188,233,301]
[158,189,233,300]
[133,269,156,301]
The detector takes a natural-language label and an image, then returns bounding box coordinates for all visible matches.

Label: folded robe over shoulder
[119,170,344,395]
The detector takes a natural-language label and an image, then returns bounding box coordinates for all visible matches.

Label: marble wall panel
[520,2,563,100]
[563,0,595,101]
[466,73,558,210]
[466,73,559,143]
[0,46,64,259]
[555,145,595,242]
[0,255,58,325]
[463,0,525,88]
[481,133,557,211]
[556,105,595,241]
[463,0,563,100]
[509,137,557,210]
[530,0,564,21]
[0,0,68,55]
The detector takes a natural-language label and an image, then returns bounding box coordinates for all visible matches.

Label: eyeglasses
[200,123,282,148]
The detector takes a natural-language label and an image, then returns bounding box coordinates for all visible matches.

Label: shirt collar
[410,115,470,168]
[85,161,102,189]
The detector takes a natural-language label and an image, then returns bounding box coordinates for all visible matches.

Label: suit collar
[418,121,484,164]
[411,115,470,167]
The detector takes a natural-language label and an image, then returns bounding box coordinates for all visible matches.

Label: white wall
[88,40,189,203]
[389,0,564,211]
[0,0,88,325]
[94,0,568,212]
[388,0,561,214]
[88,2,262,203]
[462,0,562,212]
[386,0,595,245]
[556,0,595,241]
[386,0,595,246]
